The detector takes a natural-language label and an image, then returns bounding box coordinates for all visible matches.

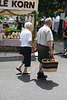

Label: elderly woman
[16,22,33,74]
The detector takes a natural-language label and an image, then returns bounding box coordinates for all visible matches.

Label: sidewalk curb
[0,52,62,58]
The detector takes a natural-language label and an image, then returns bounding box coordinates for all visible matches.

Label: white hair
[45,17,52,24]
[24,22,33,28]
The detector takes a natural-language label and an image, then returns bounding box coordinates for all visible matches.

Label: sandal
[16,68,22,73]
[23,71,31,74]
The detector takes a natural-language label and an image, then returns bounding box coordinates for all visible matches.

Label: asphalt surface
[0,55,67,100]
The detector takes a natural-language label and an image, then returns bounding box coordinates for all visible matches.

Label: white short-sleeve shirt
[37,24,53,46]
[20,28,32,47]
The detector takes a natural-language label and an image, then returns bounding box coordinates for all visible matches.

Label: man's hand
[31,47,37,53]
[34,48,37,52]
[50,50,53,56]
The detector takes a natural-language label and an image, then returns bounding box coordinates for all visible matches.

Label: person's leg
[39,63,42,72]
[17,63,23,69]
[37,45,49,79]
[64,40,66,49]
[23,47,31,74]
[64,40,66,54]
[16,47,24,73]
[64,49,66,55]
[37,63,47,79]
[23,66,31,74]
[16,63,23,72]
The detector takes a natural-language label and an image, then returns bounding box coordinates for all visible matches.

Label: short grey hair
[45,17,52,24]
[24,22,33,28]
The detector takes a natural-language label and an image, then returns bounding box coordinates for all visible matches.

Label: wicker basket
[42,55,59,72]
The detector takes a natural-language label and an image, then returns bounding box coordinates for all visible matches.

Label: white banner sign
[0,0,38,11]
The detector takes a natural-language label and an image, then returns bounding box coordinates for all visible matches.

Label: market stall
[0,0,38,47]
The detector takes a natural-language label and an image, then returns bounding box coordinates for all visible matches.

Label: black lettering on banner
[12,1,17,7]
[11,0,35,9]
[0,0,3,6]
[0,0,8,7]
[0,0,35,8]
[24,1,28,8]
[18,1,23,8]
[4,0,8,7]
[29,2,35,8]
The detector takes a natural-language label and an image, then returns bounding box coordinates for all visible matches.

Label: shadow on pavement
[16,73,30,83]
[16,73,59,90]
[32,79,59,90]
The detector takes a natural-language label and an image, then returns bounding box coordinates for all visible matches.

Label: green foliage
[0,15,4,20]
[5,28,17,32]
[0,15,9,20]
[5,16,9,19]
[53,31,63,42]
[38,0,67,18]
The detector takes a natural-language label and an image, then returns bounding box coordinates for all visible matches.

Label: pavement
[0,51,67,100]
[0,42,67,100]
[54,41,64,53]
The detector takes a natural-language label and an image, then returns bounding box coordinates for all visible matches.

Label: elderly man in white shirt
[36,18,54,79]
[16,22,33,74]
